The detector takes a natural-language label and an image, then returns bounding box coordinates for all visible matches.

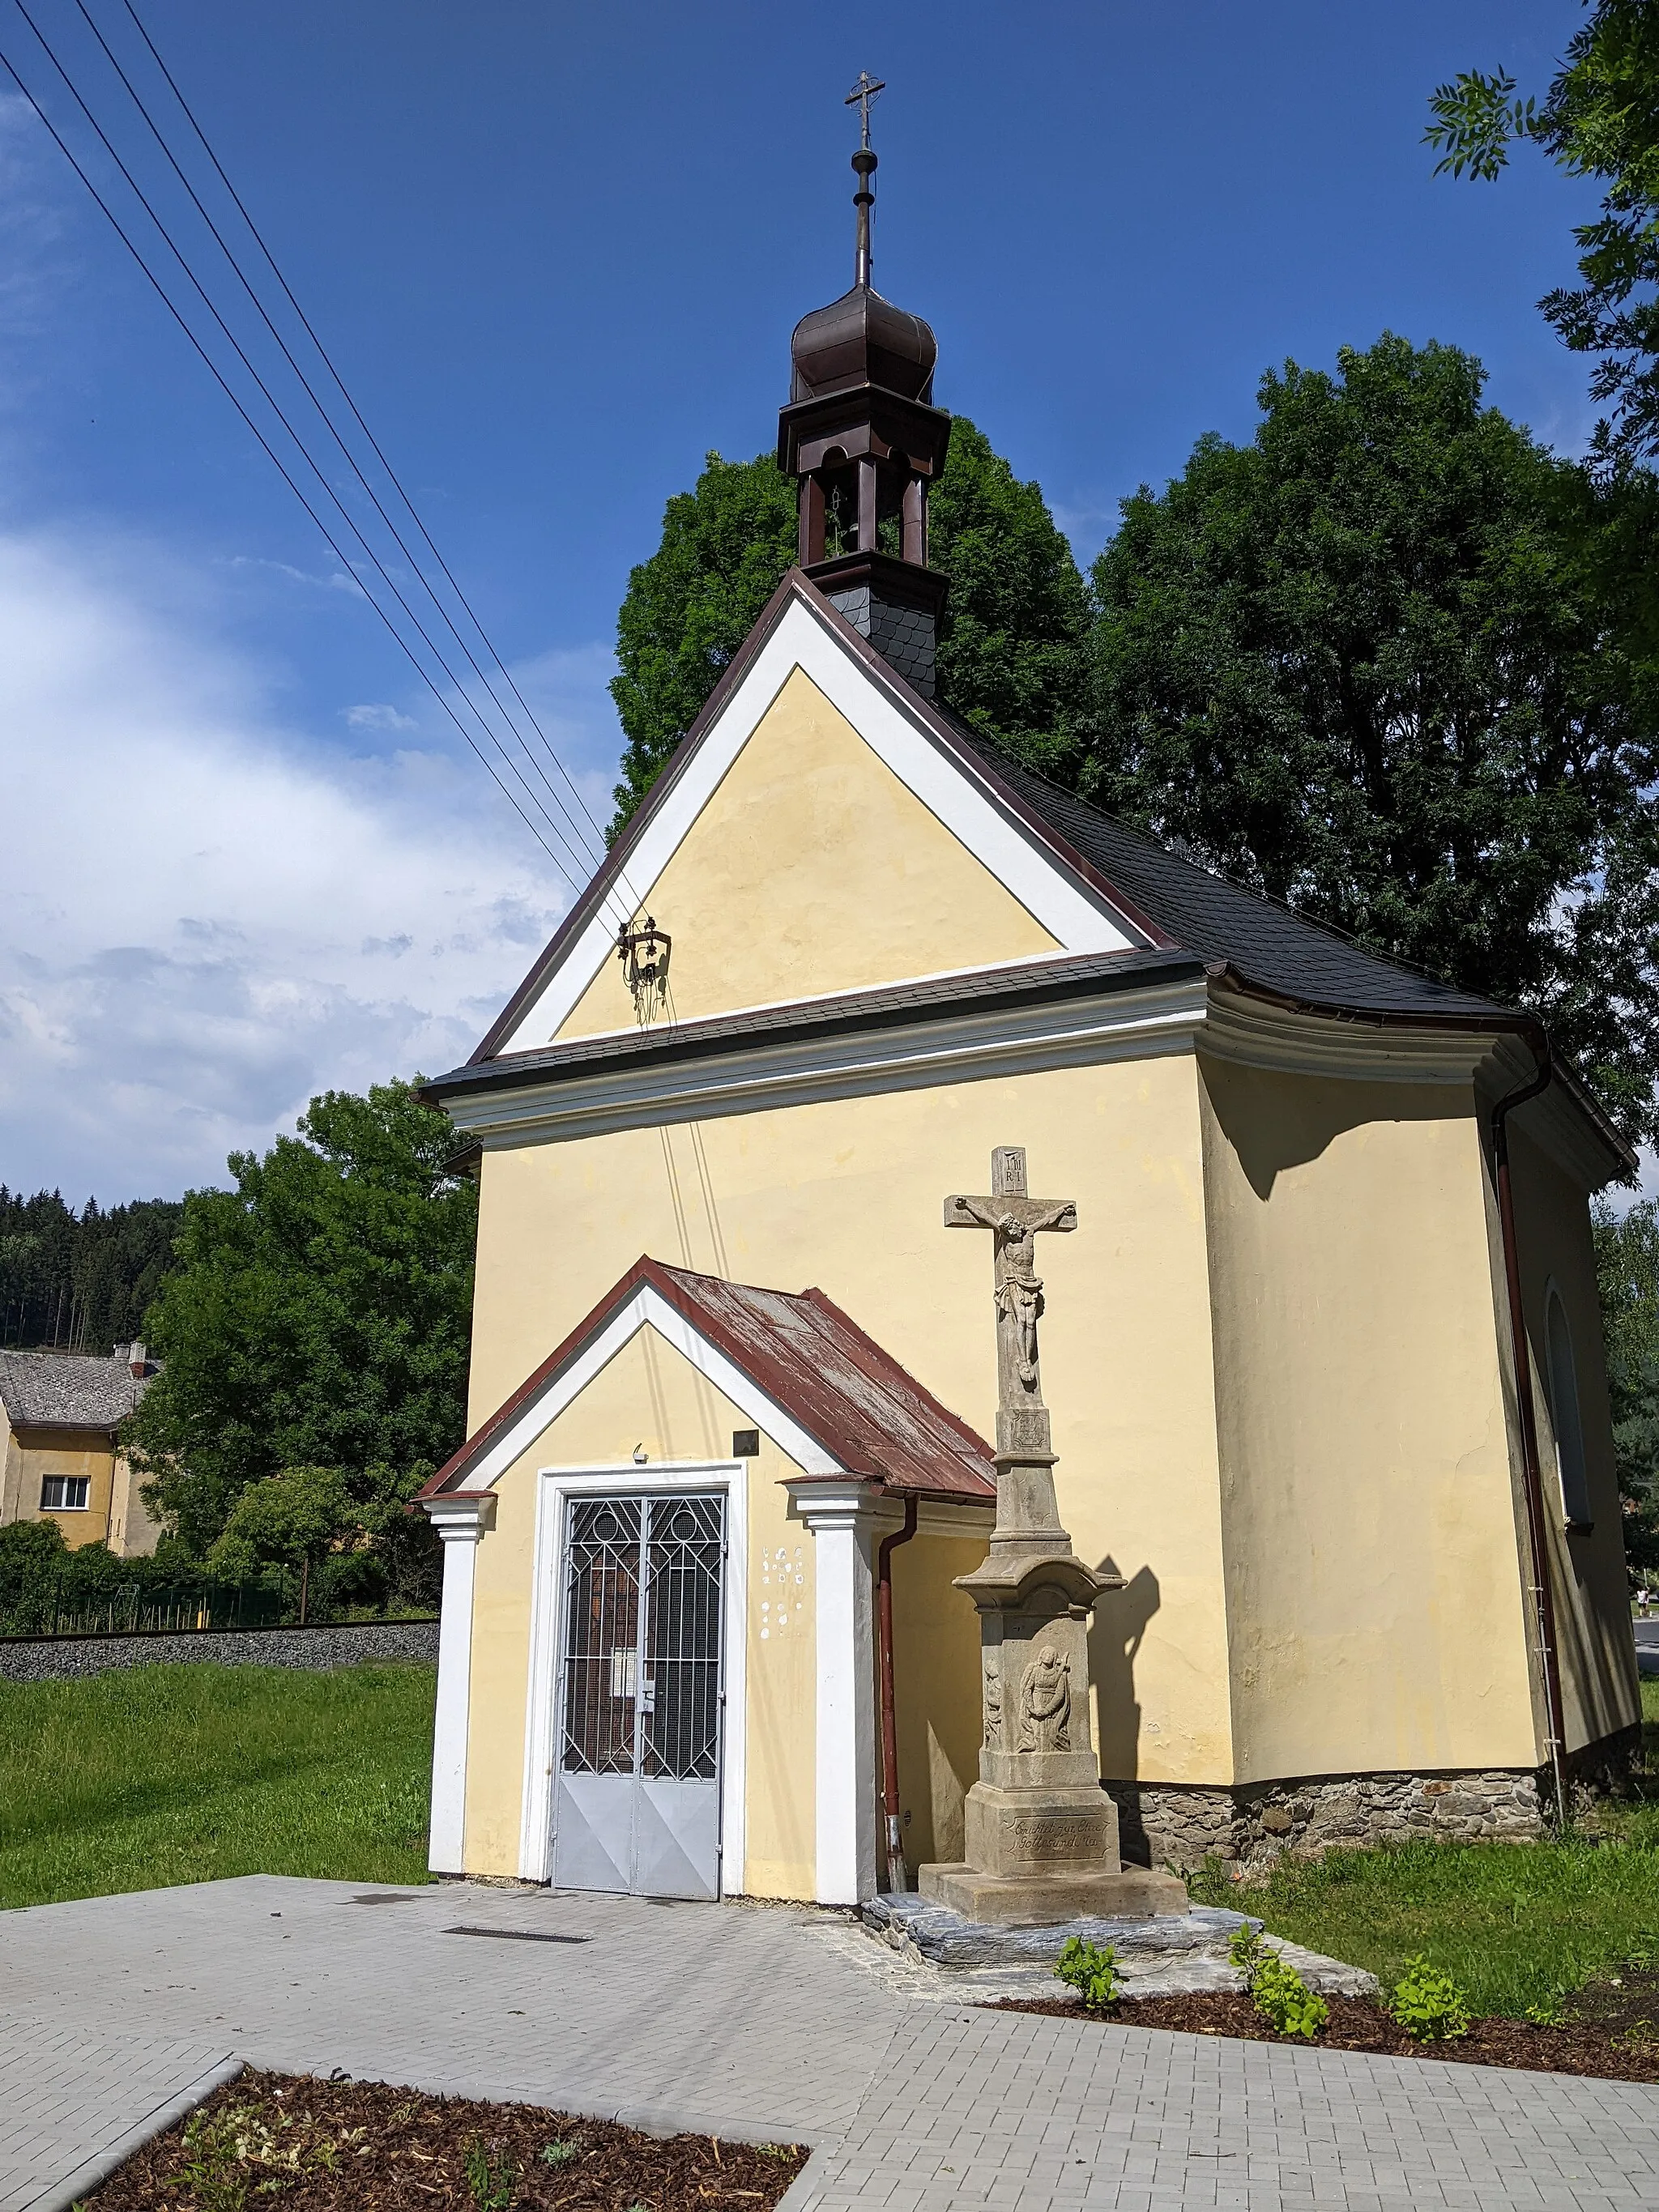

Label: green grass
[1190,1680,1659,2018]
[0,1660,437,1908]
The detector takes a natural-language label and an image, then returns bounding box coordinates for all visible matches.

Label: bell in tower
[777,75,953,697]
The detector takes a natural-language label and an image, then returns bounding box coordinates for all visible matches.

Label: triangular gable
[422,1255,996,1504]
[480,573,1160,1059]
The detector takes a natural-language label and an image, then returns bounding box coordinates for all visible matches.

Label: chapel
[417,109,1640,1907]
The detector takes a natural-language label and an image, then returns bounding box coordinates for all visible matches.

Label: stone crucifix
[945,1146,1077,1417]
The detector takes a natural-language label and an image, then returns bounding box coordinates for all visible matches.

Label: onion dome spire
[776,77,953,697]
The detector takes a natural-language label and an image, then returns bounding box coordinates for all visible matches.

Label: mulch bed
[987,1971,1659,2084]
[84,2071,807,2212]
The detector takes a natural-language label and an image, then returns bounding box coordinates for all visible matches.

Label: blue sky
[0,0,1610,1198]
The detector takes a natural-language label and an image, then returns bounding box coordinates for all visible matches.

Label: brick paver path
[2,1876,1657,2210]
[0,2015,236,2212]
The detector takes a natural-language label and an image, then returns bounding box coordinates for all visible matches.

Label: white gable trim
[441,1282,845,1492]
[497,595,1144,1053]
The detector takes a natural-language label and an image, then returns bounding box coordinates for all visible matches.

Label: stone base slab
[865,1891,1378,1998]
[919,1860,1188,1926]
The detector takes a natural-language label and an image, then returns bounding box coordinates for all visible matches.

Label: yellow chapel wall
[461,1325,818,1897]
[468,1049,1237,1792]
[548,667,1063,1042]
[1500,1121,1640,1751]
[1197,1055,1541,1781]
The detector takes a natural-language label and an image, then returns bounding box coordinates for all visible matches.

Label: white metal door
[552,1492,725,1899]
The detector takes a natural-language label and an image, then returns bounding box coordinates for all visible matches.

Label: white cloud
[0,528,594,1200]
[345,701,417,731]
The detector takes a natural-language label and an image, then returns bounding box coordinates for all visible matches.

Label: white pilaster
[423,1493,494,1874]
[792,1481,880,1905]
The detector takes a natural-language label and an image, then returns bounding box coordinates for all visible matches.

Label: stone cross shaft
[944,1146,1077,1423]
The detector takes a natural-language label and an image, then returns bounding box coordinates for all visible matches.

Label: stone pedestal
[924,1148,1188,1929]
[918,1408,1188,1924]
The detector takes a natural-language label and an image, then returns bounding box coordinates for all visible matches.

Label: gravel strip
[0,1622,437,1681]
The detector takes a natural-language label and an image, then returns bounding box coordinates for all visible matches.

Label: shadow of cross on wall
[1090,1559,1162,1857]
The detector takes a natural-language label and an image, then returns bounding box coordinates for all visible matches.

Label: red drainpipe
[1491,1038,1569,1827]
[876,1491,919,1891]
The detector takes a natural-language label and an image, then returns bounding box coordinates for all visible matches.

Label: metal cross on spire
[844,71,885,288]
[845,70,885,148]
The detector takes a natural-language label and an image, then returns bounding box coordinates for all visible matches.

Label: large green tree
[1592,1196,1659,1581]
[608,418,1088,830]
[126,1080,476,1558]
[1081,333,1659,1143]
[1427,0,1659,463]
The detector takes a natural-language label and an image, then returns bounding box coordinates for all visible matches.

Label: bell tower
[777,75,953,697]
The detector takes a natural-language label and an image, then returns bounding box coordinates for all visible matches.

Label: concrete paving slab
[3,1877,1658,2210]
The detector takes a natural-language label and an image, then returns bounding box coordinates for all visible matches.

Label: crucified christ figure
[944,1147,1077,1409]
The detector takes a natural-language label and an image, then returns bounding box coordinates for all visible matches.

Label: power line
[11,0,608,895]
[10,0,662,947]
[72,0,614,884]
[0,29,583,888]
[112,0,625,885]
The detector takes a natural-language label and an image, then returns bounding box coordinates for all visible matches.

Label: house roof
[423,1255,996,1506]
[0,1345,153,1432]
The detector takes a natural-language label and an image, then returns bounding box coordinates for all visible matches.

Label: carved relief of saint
[983,1653,1003,1748]
[1017,1644,1072,1752]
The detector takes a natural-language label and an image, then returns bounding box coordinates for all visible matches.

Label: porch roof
[422,1255,997,1507]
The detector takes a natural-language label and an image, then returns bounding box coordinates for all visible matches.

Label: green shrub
[1390,1954,1473,2042]
[1227,1922,1265,1972]
[1249,1950,1329,2039]
[1055,1935,1120,2009]
[1229,1921,1327,2039]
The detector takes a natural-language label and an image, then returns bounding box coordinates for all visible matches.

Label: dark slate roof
[424,1255,996,1505]
[940,713,1518,1027]
[0,1345,153,1431]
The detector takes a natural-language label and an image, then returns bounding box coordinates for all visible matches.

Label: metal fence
[2,1579,288,1640]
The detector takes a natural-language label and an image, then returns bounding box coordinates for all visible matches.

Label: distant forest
[0,1189,182,1353]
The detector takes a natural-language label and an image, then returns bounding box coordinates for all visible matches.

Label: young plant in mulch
[1229,1924,1328,2041]
[1054,1936,1120,2010]
[1388,1955,1472,2044]
[79,2072,807,2212]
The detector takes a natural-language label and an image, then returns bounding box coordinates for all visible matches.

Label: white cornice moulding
[450,978,1211,1149]
[1200,991,1499,1085]
[424,1494,496,1538]
[497,598,1143,1053]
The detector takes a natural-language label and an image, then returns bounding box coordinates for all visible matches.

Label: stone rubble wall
[0,1619,438,1682]
[1106,1726,1641,1869]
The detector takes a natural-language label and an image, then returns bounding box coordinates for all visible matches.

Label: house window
[41,1474,90,1511]
[1544,1288,1593,1530]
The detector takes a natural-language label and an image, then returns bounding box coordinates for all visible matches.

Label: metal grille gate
[552,1492,725,1899]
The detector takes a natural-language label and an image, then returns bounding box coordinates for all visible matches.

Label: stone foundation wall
[1107,1727,1642,1869]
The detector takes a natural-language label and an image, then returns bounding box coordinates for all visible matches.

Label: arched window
[1544,1287,1593,1529]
